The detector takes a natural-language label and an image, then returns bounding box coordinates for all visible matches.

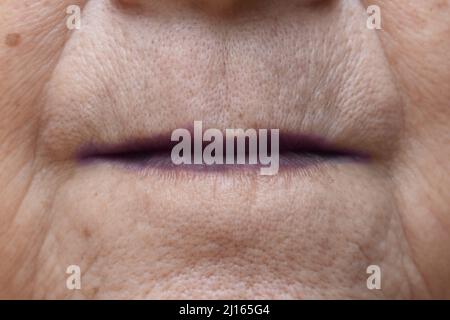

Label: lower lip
[76,151,366,174]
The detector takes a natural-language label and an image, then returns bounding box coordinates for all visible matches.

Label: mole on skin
[5,33,21,47]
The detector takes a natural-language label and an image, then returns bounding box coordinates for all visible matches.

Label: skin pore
[0,0,449,299]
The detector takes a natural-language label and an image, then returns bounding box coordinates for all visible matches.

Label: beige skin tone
[0,0,449,299]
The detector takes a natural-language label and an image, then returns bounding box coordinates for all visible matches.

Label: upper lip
[38,0,403,169]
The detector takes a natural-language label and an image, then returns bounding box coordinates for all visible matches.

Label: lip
[75,130,370,173]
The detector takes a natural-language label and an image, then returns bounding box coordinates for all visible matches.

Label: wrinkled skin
[0,0,449,299]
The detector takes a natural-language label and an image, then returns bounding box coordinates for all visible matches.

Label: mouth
[75,128,369,174]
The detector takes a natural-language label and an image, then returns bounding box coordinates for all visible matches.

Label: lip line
[75,130,370,169]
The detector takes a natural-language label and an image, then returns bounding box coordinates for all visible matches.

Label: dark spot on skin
[83,227,92,239]
[436,0,448,10]
[5,33,21,47]
[90,286,100,297]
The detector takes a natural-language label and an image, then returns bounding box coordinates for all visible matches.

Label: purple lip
[76,131,369,171]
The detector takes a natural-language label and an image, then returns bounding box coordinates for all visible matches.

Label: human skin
[0,0,449,299]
